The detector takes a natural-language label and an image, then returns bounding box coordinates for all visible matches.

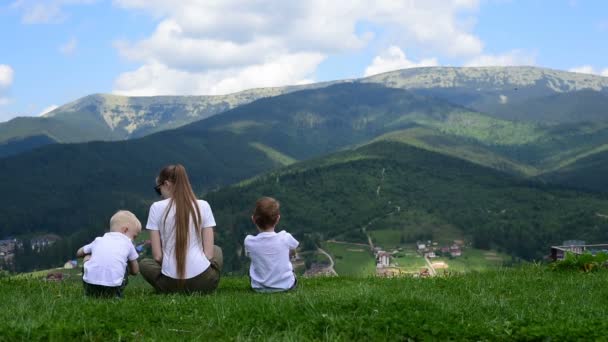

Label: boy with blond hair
[244,197,299,292]
[76,210,141,298]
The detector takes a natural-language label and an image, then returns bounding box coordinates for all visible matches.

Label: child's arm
[76,247,87,258]
[127,259,139,275]
[77,239,96,259]
[285,232,299,259]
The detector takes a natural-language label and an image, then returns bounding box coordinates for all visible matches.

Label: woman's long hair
[158,164,202,280]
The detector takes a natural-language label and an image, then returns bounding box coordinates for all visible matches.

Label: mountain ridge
[3,66,608,159]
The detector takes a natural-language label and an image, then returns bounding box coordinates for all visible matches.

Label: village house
[376,251,391,267]
[450,245,462,257]
[550,241,608,261]
[31,234,61,251]
[0,238,17,265]
[0,238,17,253]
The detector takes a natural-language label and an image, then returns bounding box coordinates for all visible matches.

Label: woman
[139,164,222,293]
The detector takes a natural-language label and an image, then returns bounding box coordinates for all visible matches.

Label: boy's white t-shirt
[244,230,299,290]
[82,232,139,287]
[146,198,216,279]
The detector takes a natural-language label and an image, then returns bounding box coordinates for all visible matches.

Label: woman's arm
[202,227,214,260]
[150,230,163,264]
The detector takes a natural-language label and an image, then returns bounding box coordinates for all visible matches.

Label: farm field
[322,241,376,276]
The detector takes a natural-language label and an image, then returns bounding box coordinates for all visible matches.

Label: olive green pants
[139,245,223,294]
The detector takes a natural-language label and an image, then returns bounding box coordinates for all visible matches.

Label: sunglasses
[154,183,163,196]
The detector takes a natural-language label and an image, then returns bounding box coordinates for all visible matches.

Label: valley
[2,67,608,275]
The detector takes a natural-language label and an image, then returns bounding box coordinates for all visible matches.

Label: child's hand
[83,255,91,263]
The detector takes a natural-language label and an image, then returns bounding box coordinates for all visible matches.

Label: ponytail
[159,164,202,280]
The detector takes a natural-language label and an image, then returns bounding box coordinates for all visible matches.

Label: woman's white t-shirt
[146,198,216,279]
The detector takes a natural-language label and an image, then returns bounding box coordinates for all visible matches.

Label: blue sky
[0,0,606,122]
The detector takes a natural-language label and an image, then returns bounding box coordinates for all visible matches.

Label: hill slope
[0,83,487,238]
[206,140,608,271]
[0,83,337,155]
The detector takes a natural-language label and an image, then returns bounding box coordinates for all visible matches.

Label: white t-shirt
[146,198,216,279]
[244,230,299,290]
[82,232,139,287]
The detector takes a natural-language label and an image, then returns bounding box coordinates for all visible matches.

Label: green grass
[434,249,511,273]
[369,220,463,248]
[249,142,297,166]
[322,242,376,276]
[391,249,427,273]
[2,267,608,340]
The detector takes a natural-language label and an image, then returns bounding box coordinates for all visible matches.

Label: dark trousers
[83,269,128,298]
[139,245,223,294]
[251,272,298,293]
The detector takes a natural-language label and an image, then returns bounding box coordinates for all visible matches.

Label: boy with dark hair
[244,197,299,292]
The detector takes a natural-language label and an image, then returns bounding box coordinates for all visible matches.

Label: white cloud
[569,65,608,77]
[114,53,324,96]
[569,65,595,75]
[11,0,97,24]
[111,0,483,95]
[0,64,14,107]
[59,37,78,55]
[39,105,59,116]
[364,46,438,77]
[464,50,536,67]
[0,65,14,88]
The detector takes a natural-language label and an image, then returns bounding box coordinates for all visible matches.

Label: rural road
[317,247,338,276]
[424,256,437,276]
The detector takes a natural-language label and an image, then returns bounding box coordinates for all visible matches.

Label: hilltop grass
[1,267,608,341]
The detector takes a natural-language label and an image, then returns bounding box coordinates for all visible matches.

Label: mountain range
[3,66,608,272]
[2,66,608,158]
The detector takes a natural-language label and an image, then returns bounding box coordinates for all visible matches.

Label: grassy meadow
[1,266,608,340]
[322,242,376,276]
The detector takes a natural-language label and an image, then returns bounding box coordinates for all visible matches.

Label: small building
[417,243,426,251]
[376,251,391,267]
[550,243,608,261]
[31,234,61,251]
[450,245,462,257]
[424,252,436,258]
[0,238,17,254]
